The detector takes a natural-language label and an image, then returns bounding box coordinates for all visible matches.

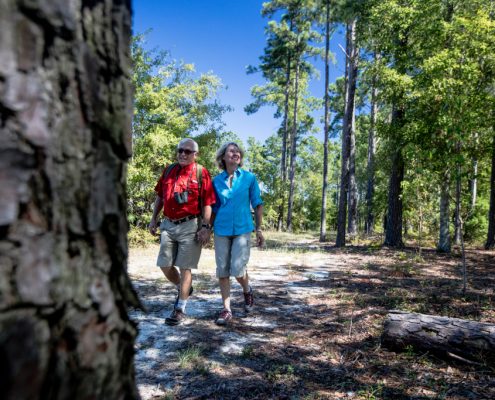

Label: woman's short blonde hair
[215,142,245,170]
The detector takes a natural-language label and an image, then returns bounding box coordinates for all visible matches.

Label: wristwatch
[202,223,212,230]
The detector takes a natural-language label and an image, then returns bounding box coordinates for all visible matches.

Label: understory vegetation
[129,233,495,399]
[129,0,495,252]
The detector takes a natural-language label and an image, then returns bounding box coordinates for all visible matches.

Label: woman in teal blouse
[211,142,264,325]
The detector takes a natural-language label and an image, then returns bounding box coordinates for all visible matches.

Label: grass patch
[266,363,296,383]
[177,345,203,369]
[241,345,255,359]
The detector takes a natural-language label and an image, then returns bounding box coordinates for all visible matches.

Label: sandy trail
[128,244,341,399]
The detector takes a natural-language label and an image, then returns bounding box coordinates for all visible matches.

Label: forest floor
[128,233,495,400]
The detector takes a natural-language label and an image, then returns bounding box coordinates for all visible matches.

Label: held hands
[196,227,211,246]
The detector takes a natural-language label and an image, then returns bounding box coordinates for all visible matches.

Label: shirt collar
[178,162,195,173]
[221,168,241,178]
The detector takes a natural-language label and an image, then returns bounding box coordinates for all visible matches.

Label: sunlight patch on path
[128,245,340,399]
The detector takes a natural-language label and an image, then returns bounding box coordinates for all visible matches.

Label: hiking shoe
[215,309,233,326]
[165,308,186,326]
[244,288,254,313]
[174,285,194,309]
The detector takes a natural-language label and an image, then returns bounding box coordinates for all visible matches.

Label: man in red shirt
[148,138,216,325]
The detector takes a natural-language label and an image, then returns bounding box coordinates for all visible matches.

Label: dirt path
[128,244,495,399]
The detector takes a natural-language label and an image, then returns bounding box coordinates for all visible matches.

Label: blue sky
[132,0,345,145]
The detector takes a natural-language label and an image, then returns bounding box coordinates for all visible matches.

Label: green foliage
[128,226,157,248]
[128,33,231,227]
[128,3,495,244]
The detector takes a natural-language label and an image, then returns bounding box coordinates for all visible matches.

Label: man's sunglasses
[177,148,196,155]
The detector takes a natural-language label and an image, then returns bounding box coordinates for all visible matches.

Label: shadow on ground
[129,245,495,399]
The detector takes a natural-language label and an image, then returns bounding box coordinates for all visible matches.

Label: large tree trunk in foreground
[382,311,495,365]
[0,1,140,399]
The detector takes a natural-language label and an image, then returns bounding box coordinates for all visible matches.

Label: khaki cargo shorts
[156,218,201,269]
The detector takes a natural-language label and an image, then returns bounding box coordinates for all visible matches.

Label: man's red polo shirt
[154,162,216,220]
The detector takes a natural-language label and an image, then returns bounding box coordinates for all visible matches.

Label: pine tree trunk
[454,169,462,245]
[335,23,353,247]
[336,137,349,247]
[486,134,495,249]
[287,59,300,232]
[365,54,378,235]
[278,44,292,232]
[470,132,478,211]
[384,107,405,248]
[320,1,331,242]
[346,19,359,238]
[438,173,452,253]
[384,149,404,247]
[470,158,478,210]
[281,57,291,185]
[0,1,140,399]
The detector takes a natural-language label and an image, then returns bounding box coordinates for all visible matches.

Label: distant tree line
[245,0,495,251]
[130,0,495,252]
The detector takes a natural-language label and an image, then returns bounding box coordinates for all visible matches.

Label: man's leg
[166,219,200,326]
[157,221,179,287]
[179,268,193,300]
[160,266,180,285]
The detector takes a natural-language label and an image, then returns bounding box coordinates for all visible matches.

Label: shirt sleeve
[201,168,217,207]
[249,173,263,208]
[154,168,166,198]
[212,183,220,214]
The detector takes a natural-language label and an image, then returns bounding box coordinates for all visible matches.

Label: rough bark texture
[0,1,140,399]
[383,106,405,248]
[383,124,404,248]
[382,311,495,365]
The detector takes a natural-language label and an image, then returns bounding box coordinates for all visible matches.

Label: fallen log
[382,311,495,365]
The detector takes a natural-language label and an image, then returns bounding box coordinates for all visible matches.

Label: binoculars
[174,191,189,204]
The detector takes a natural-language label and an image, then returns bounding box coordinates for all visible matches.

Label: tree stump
[382,311,495,365]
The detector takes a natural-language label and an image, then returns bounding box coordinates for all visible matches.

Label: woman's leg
[214,234,233,310]
[219,277,231,311]
[231,233,253,311]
